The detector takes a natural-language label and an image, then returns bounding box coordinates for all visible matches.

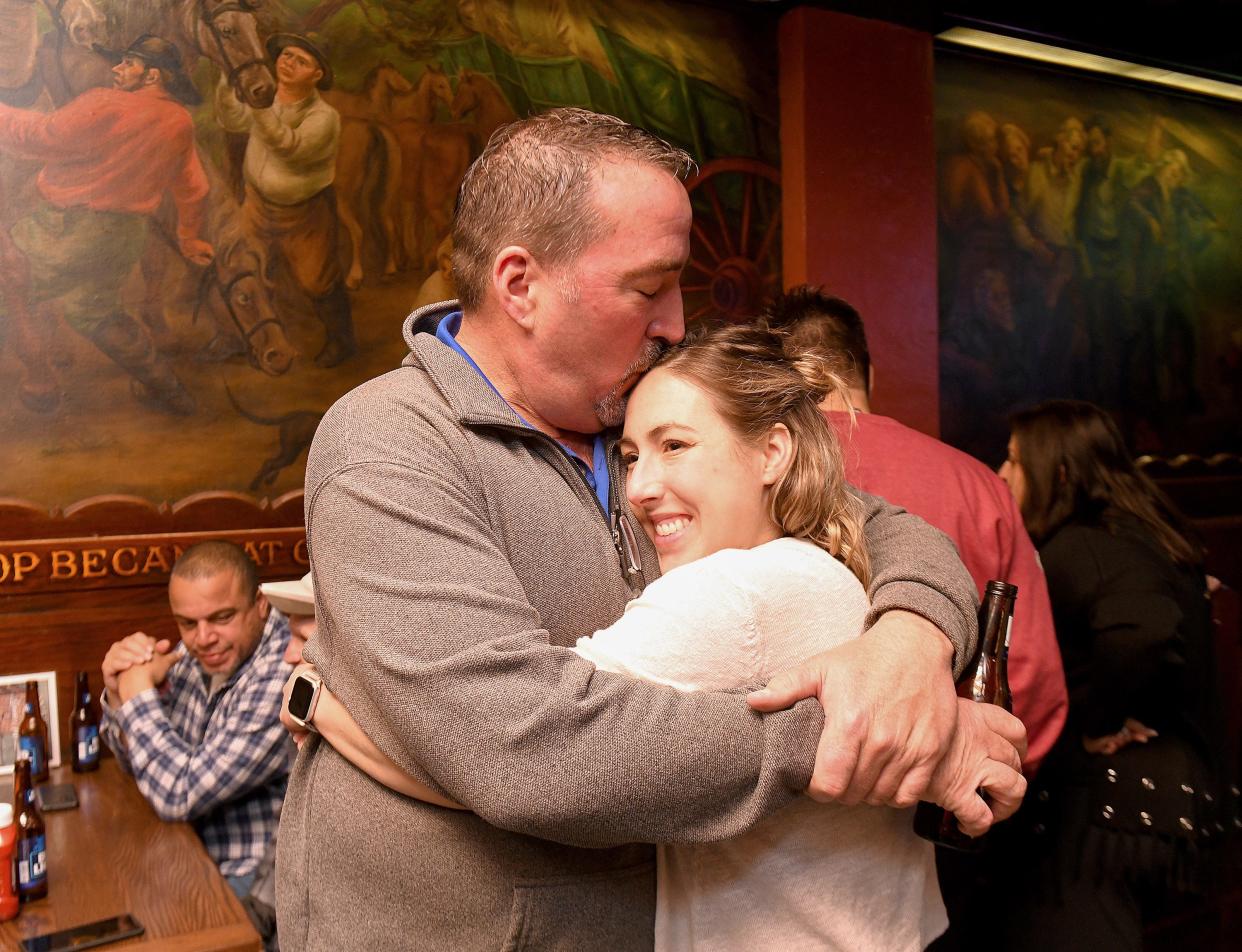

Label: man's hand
[1083,717,1158,756]
[924,700,1028,836]
[748,611,959,807]
[146,644,179,685]
[114,643,179,706]
[179,238,215,267]
[117,663,155,705]
[103,633,174,696]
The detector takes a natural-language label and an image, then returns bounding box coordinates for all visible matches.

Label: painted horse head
[185,0,275,107]
[196,236,295,377]
[364,61,413,97]
[449,68,484,120]
[43,0,109,49]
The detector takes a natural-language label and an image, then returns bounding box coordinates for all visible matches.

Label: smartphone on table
[34,783,78,812]
[20,913,144,952]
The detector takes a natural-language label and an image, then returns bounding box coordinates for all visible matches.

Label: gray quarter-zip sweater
[275,301,976,951]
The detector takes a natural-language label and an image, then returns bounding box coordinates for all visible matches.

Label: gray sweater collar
[401,299,530,431]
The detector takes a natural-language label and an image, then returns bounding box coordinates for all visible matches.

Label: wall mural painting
[0,0,779,508]
[936,51,1242,467]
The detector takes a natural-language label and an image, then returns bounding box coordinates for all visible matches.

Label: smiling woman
[620,324,868,580]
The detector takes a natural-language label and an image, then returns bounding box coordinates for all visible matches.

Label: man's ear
[760,422,795,487]
[143,66,162,88]
[255,591,271,620]
[491,245,541,329]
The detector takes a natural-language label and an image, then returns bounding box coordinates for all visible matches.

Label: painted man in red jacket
[0,35,212,415]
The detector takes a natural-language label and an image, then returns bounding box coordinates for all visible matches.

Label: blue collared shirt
[435,312,611,512]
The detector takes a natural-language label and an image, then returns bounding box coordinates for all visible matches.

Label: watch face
[288,676,317,722]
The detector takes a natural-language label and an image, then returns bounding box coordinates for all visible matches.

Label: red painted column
[779,7,940,435]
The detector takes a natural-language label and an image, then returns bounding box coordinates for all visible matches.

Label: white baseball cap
[260,572,315,616]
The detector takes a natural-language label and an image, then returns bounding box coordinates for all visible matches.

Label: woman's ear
[760,423,794,486]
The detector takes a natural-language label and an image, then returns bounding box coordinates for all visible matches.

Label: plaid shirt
[101,610,293,877]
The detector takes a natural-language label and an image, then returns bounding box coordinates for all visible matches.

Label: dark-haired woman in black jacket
[995,399,1234,951]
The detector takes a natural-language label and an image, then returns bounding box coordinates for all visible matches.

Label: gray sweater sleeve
[304,456,823,849]
[855,487,980,677]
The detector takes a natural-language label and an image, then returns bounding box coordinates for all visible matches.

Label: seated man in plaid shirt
[100,541,292,897]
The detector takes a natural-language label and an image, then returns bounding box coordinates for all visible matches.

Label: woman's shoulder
[649,538,862,601]
[684,536,856,580]
[1043,517,1178,592]
[1044,518,1109,546]
[1044,519,1138,562]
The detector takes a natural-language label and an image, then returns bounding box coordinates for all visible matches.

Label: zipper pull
[614,510,642,578]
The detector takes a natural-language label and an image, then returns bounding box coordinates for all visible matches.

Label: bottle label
[18,834,46,890]
[76,725,100,764]
[18,736,45,778]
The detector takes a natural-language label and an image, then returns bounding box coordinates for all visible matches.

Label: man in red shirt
[0,35,212,415]
[761,286,1068,775]
[762,287,1068,949]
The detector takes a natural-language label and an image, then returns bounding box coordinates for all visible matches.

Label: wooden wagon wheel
[681,158,782,325]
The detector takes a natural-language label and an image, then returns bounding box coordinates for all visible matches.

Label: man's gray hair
[451,107,696,311]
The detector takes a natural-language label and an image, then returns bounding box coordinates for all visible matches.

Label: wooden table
[0,759,261,951]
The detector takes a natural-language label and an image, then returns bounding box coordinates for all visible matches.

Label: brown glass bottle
[19,680,49,782]
[13,756,48,901]
[913,579,1017,851]
[70,671,101,773]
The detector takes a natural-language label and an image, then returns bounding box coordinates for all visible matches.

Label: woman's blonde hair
[651,324,871,586]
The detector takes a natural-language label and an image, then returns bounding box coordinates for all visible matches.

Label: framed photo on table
[0,671,60,775]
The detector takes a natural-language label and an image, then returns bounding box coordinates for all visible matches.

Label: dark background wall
[747,0,1242,84]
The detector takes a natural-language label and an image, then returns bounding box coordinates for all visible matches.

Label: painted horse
[449,68,518,156]
[40,0,276,108]
[390,65,473,272]
[325,62,413,288]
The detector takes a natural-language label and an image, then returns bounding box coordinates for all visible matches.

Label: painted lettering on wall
[0,533,307,591]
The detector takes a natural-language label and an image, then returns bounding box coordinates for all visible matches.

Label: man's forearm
[98,697,134,773]
[114,690,288,822]
[314,632,824,848]
[213,78,251,134]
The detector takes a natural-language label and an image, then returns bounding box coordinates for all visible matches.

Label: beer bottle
[913,579,1018,851]
[13,756,47,902]
[70,671,101,773]
[18,680,49,783]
